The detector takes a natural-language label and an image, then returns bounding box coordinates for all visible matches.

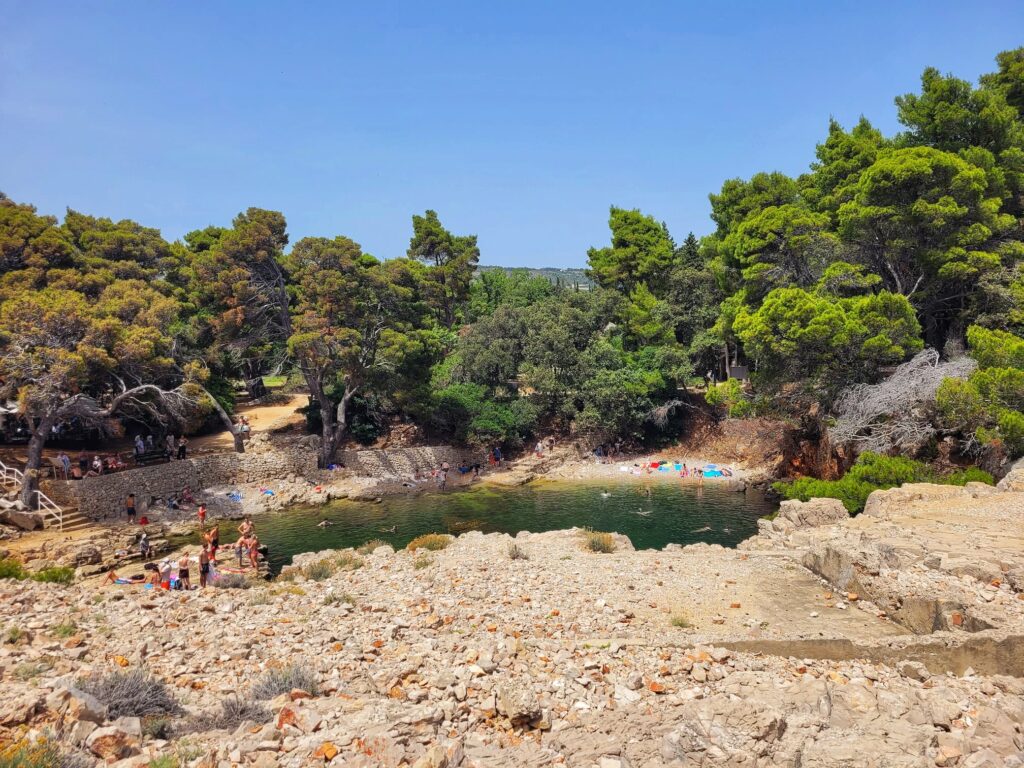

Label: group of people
[592,441,624,464]
[59,451,128,479]
[106,515,262,591]
[133,433,189,461]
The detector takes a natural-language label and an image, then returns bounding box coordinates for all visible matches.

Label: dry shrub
[335,552,363,570]
[357,539,388,555]
[406,533,452,552]
[582,530,615,553]
[79,668,181,719]
[302,559,336,581]
[251,664,319,700]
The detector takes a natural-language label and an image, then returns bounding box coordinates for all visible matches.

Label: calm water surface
[249,480,776,572]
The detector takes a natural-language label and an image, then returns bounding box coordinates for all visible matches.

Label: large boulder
[997,456,1024,492]
[776,497,848,529]
[0,508,44,531]
[86,725,139,760]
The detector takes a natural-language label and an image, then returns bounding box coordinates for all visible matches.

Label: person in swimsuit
[238,517,254,537]
[197,504,206,528]
[207,524,220,560]
[125,494,136,523]
[199,545,210,588]
[178,552,191,590]
[248,535,260,570]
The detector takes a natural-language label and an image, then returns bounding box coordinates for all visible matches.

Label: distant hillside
[477,265,594,289]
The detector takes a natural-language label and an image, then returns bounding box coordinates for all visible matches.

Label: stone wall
[54,443,476,518]
[337,446,475,479]
[58,447,316,520]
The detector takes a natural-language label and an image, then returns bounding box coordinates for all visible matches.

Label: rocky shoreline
[0,471,1022,766]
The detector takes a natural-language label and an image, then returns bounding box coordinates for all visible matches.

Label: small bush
[406,533,452,552]
[0,558,27,580]
[13,661,52,681]
[142,715,172,740]
[335,552,363,570]
[507,543,528,561]
[146,757,177,768]
[31,567,74,585]
[251,664,319,700]
[670,613,693,629]
[248,590,271,606]
[357,539,388,555]
[945,466,995,485]
[212,573,251,589]
[413,554,434,570]
[302,559,336,581]
[583,530,615,553]
[52,621,77,639]
[212,696,270,729]
[0,736,92,768]
[323,592,355,606]
[774,451,995,514]
[5,626,25,644]
[79,668,181,719]
[275,569,298,582]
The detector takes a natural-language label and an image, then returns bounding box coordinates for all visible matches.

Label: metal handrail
[0,459,63,530]
[35,490,63,531]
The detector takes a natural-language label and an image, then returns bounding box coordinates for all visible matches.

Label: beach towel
[657,465,669,472]
[704,469,723,477]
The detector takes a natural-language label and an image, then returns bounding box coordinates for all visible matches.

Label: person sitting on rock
[139,532,152,559]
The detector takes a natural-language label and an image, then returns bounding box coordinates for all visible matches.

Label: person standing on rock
[177,435,188,460]
[198,545,210,588]
[125,493,136,524]
[165,433,175,459]
[208,523,220,560]
[178,552,192,590]
[248,534,261,570]
[197,503,207,529]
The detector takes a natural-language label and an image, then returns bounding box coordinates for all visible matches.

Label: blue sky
[2,2,1023,268]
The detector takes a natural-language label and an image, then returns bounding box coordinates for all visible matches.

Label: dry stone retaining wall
[56,444,474,518]
[59,449,316,520]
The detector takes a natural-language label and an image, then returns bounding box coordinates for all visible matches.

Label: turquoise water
[247,480,776,572]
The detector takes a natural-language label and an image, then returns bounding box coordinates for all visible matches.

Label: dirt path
[0,394,308,467]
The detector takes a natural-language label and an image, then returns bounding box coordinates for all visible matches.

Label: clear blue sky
[2,2,1023,268]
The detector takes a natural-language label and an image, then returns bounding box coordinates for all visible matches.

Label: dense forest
[3,47,1024,504]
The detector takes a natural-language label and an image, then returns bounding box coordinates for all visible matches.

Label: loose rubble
[0,484,1022,766]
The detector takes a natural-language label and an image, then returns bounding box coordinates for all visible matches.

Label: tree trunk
[317,387,357,468]
[20,415,55,509]
[201,386,245,454]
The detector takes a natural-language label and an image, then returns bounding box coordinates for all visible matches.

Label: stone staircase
[0,458,72,531]
[339,446,472,479]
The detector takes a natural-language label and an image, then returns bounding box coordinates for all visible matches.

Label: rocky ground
[1,473,1023,766]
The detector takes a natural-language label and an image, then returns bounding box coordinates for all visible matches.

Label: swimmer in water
[316,520,334,528]
[691,525,712,533]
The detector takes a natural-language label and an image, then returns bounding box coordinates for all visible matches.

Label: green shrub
[51,621,77,639]
[0,736,91,768]
[945,466,995,485]
[0,559,27,580]
[31,567,74,585]
[507,543,528,560]
[775,451,994,514]
[705,379,754,418]
[413,554,434,569]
